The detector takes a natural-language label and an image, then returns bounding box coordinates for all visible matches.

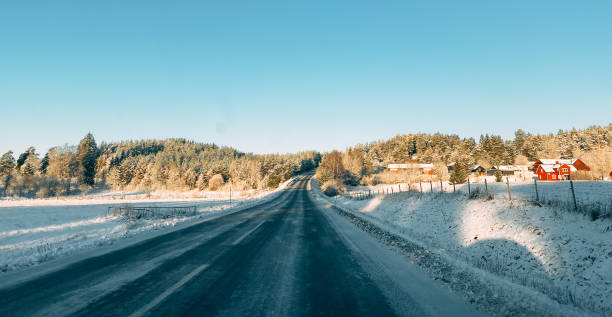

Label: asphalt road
[0,176,482,317]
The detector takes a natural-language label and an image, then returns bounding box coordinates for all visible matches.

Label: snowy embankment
[0,180,293,274]
[312,179,612,317]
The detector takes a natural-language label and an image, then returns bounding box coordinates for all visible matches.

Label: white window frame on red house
[562,167,568,172]
[552,174,556,180]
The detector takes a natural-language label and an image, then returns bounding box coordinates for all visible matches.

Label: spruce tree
[16,147,36,169]
[39,152,50,174]
[76,133,98,186]
[0,151,16,175]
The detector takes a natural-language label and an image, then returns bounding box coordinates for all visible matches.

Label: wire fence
[342,179,612,219]
[106,205,197,219]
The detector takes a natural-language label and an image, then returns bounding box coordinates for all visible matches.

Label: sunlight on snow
[361,196,383,213]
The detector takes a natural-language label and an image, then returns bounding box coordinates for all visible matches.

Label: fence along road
[0,175,482,317]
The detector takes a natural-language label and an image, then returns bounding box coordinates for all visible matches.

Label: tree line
[316,124,612,194]
[0,135,321,198]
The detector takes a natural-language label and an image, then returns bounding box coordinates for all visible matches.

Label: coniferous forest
[0,135,321,198]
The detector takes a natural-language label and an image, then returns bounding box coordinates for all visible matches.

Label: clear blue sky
[1,1,611,155]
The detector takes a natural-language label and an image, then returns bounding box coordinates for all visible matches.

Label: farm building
[471,165,487,175]
[532,158,590,181]
[532,159,590,172]
[387,163,434,175]
[488,165,521,176]
[447,163,487,176]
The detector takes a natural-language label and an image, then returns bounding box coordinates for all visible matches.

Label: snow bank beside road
[313,179,612,316]
[0,179,294,274]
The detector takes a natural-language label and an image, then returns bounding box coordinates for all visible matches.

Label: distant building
[471,165,487,175]
[447,163,486,176]
[387,163,434,175]
[488,165,521,176]
[532,159,590,181]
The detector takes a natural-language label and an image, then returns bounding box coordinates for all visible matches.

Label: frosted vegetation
[0,135,320,199]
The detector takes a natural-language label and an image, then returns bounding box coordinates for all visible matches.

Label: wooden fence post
[453,182,456,193]
[419,182,423,193]
[484,178,488,195]
[430,180,433,193]
[467,178,471,195]
[440,180,443,193]
[506,177,512,200]
[534,179,539,202]
[570,180,577,210]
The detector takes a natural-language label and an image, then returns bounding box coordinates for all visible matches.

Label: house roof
[557,164,578,172]
[539,164,556,173]
[536,158,577,165]
[388,163,434,169]
[417,163,434,169]
[492,165,520,171]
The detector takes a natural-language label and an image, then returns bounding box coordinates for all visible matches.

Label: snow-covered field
[327,181,612,315]
[0,188,267,207]
[0,183,290,274]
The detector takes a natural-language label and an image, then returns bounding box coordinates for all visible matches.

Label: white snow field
[313,180,612,316]
[0,181,293,274]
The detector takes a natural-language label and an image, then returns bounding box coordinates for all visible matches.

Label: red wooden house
[387,163,434,175]
[533,158,589,181]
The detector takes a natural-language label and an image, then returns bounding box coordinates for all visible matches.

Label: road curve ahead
[0,176,482,317]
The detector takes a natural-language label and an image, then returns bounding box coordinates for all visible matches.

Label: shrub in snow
[343,171,360,186]
[494,170,503,182]
[360,174,381,186]
[321,180,345,197]
[207,174,225,191]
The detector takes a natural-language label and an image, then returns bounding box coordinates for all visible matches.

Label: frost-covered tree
[16,147,37,171]
[39,152,50,174]
[76,133,98,186]
[316,151,345,184]
[0,151,15,175]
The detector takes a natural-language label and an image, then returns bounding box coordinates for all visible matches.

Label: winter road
[0,176,482,316]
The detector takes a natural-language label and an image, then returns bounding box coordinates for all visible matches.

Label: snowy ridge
[311,178,609,317]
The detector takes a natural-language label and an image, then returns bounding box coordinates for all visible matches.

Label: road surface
[0,176,482,316]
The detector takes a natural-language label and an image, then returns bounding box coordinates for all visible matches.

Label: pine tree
[16,147,36,170]
[39,152,50,174]
[76,133,98,186]
[0,151,16,175]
